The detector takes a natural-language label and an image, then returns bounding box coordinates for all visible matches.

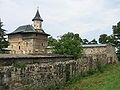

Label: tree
[0,19,6,42]
[82,39,89,45]
[48,36,57,46]
[88,39,98,44]
[99,34,108,44]
[0,19,8,52]
[113,22,120,46]
[53,32,83,59]
[112,21,120,59]
[106,35,115,44]
[99,34,115,44]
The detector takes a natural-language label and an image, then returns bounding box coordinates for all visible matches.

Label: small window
[42,43,44,46]
[19,46,20,50]
[36,34,37,36]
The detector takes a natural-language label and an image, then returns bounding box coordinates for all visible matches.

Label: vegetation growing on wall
[64,62,120,90]
[13,62,26,70]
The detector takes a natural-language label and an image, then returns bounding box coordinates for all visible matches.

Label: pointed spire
[32,9,43,21]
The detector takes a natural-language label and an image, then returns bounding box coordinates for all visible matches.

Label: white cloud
[0,0,120,40]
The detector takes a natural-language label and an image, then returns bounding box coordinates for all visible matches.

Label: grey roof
[8,25,50,36]
[12,25,36,33]
[32,9,43,21]
[82,44,107,48]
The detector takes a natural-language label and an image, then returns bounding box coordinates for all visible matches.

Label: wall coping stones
[0,54,74,60]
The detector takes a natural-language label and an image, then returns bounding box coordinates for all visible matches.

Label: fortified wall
[0,54,117,90]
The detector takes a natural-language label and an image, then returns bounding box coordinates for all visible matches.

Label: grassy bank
[64,63,120,90]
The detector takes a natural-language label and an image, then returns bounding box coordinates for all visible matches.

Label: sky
[0,0,120,41]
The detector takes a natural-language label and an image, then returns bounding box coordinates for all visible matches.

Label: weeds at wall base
[23,59,107,90]
[57,60,106,90]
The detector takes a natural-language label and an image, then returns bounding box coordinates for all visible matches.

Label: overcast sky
[0,0,120,40]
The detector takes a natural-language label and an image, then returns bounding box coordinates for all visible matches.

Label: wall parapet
[0,54,74,59]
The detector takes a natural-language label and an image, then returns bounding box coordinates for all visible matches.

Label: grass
[64,62,120,90]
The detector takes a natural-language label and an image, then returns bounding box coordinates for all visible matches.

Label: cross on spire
[37,6,39,10]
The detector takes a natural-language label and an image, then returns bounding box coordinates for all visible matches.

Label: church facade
[8,10,50,54]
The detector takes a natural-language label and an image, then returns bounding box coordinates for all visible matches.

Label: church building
[8,9,50,54]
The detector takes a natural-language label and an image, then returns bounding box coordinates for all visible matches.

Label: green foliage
[82,39,89,45]
[82,38,98,45]
[87,68,97,75]
[88,39,98,44]
[53,32,83,59]
[0,19,8,52]
[99,34,108,44]
[64,63,120,90]
[112,21,120,59]
[48,36,57,46]
[106,35,115,44]
[13,62,26,69]
[99,34,116,45]
[65,64,70,82]
[113,22,120,40]
[23,84,36,90]
[0,41,8,49]
[98,21,120,59]
[96,60,104,73]
[0,19,6,42]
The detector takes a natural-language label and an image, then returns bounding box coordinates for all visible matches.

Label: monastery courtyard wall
[0,54,117,90]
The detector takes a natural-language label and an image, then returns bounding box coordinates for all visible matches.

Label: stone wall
[0,54,117,90]
[8,33,48,54]
[83,44,118,63]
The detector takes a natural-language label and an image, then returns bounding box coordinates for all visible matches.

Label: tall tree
[0,19,6,42]
[112,21,120,58]
[0,19,8,52]
[53,32,83,59]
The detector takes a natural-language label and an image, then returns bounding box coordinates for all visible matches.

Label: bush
[96,60,104,73]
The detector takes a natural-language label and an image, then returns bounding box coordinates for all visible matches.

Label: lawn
[64,62,120,90]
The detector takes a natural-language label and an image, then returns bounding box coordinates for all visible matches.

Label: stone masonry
[0,54,117,90]
[8,9,50,54]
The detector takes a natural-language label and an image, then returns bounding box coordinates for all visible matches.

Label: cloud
[0,0,120,40]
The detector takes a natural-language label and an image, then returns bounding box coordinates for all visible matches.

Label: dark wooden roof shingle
[8,25,50,36]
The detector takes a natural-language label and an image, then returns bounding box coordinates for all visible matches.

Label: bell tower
[32,9,43,32]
